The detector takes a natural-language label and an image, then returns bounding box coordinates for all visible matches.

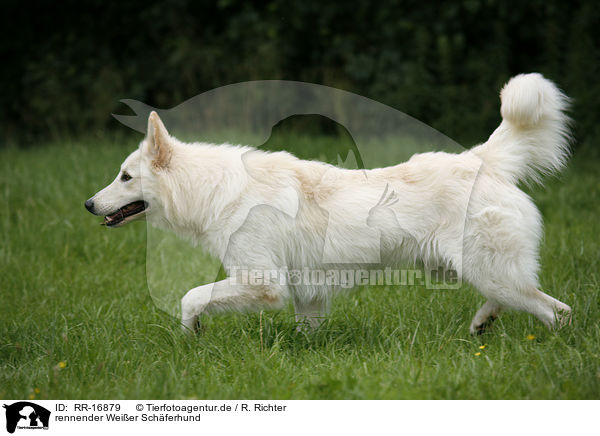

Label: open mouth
[103,201,148,227]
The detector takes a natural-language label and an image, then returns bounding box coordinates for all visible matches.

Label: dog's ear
[146,111,172,169]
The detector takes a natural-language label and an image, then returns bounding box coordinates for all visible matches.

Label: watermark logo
[3,402,50,433]
[229,266,459,289]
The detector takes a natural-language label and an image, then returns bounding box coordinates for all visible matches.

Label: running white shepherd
[86,73,572,335]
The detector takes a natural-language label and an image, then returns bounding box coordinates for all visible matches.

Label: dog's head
[85,111,172,228]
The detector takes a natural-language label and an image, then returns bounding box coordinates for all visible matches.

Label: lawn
[1,134,599,399]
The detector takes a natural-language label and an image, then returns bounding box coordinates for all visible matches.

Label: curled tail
[475,73,572,184]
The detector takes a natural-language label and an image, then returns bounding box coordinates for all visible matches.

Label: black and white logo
[3,402,50,433]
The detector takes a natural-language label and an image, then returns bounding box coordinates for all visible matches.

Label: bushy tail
[475,73,572,184]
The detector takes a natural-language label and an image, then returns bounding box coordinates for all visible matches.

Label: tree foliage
[1,0,598,146]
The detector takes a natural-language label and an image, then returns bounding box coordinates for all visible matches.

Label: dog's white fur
[88,73,572,334]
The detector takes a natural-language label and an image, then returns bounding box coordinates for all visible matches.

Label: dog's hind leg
[463,248,571,330]
[467,278,571,330]
[293,296,329,331]
[469,300,503,335]
[464,199,571,331]
[181,278,288,333]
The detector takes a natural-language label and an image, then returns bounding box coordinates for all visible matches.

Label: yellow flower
[28,394,35,400]
[58,361,67,369]
[526,335,536,341]
[474,352,481,356]
[479,345,486,350]
[34,388,40,394]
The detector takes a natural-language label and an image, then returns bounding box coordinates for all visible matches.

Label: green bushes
[2,0,598,146]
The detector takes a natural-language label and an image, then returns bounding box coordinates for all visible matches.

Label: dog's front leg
[181,284,210,333]
[181,278,287,333]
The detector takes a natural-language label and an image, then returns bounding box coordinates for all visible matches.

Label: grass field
[1,134,599,399]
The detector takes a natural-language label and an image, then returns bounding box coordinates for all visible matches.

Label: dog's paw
[181,298,201,334]
[181,315,199,335]
[181,288,210,334]
[554,305,572,329]
[469,315,497,335]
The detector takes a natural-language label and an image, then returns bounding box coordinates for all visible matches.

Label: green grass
[1,135,599,399]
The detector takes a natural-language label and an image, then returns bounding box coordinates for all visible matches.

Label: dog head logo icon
[3,402,50,433]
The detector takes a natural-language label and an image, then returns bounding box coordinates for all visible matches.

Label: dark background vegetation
[1,0,599,146]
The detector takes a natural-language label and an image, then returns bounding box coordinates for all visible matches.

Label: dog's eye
[121,172,132,182]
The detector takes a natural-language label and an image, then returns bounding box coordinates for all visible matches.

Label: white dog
[86,73,572,335]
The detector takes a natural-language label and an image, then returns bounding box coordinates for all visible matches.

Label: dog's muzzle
[85,197,147,227]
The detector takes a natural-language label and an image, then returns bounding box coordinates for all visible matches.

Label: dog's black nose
[85,199,94,212]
